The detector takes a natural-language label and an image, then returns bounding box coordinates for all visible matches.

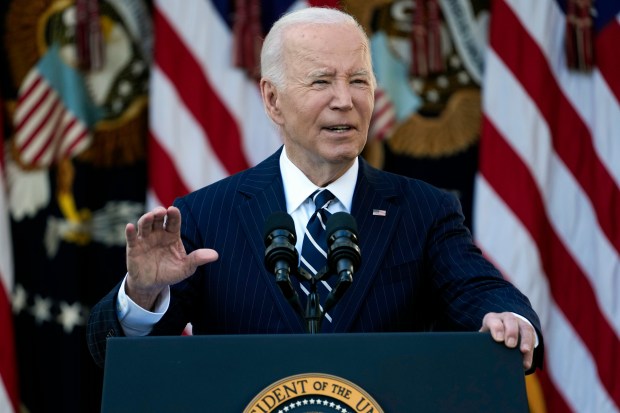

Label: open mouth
[325,125,353,132]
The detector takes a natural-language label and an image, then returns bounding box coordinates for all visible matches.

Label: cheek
[353,91,374,113]
[282,95,312,119]
[293,104,324,130]
[365,93,376,114]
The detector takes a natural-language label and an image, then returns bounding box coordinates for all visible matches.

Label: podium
[101,332,528,412]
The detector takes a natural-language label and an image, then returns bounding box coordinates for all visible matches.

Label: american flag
[12,44,98,169]
[474,1,620,412]
[149,0,293,208]
[0,95,18,413]
[369,86,397,143]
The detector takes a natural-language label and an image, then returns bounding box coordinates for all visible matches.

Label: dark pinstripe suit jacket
[87,147,543,371]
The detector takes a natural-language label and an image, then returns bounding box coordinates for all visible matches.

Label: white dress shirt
[279,147,357,253]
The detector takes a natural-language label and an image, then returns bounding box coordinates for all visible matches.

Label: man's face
[265,23,375,175]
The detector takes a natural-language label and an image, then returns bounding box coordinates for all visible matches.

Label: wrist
[125,277,164,311]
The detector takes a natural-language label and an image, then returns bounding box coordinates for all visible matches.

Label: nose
[329,81,353,111]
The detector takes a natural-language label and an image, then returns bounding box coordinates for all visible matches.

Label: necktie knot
[311,189,335,212]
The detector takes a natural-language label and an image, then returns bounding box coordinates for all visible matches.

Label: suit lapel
[327,158,402,332]
[235,148,306,332]
[234,152,402,333]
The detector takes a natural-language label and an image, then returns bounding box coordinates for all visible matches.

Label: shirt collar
[280,146,358,214]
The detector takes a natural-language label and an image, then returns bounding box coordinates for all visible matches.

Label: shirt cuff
[116,275,170,336]
[511,312,540,348]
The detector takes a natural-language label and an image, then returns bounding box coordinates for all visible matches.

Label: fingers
[503,316,520,348]
[479,313,505,342]
[133,206,181,238]
[135,206,166,238]
[151,207,166,234]
[518,320,536,371]
[480,312,517,346]
[521,344,534,371]
[480,312,537,371]
[163,206,182,234]
[125,223,138,246]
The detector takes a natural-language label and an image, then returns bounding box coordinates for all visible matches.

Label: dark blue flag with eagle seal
[2,0,151,411]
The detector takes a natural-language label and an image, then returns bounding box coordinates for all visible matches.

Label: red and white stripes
[1,99,18,413]
[148,0,382,210]
[370,87,397,142]
[475,1,620,412]
[147,0,286,209]
[13,69,91,168]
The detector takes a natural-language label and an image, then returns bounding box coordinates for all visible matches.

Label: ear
[260,79,284,125]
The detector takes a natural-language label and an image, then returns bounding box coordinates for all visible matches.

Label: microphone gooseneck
[263,212,304,316]
[263,211,361,331]
[324,212,361,313]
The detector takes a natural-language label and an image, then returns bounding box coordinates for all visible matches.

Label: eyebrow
[308,69,371,78]
[350,69,372,78]
[308,69,334,78]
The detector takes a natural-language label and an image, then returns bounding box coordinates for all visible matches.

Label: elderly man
[87,7,543,373]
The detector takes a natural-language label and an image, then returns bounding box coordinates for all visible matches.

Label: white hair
[260,7,375,89]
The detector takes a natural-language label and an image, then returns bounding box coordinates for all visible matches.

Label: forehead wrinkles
[283,26,371,77]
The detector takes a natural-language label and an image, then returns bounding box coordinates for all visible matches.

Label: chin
[324,149,361,164]
[316,137,365,162]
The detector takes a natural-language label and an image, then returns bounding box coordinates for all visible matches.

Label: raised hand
[124,206,218,310]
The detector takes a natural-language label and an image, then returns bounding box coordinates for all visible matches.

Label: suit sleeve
[86,282,125,368]
[426,190,544,372]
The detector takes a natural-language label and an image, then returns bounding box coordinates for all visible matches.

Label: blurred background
[0,0,618,412]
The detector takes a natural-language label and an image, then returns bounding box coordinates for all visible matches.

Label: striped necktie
[299,189,335,322]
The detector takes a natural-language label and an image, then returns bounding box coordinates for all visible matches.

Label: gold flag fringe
[341,0,393,34]
[78,97,148,167]
[5,0,62,87]
[388,88,481,159]
[361,140,385,170]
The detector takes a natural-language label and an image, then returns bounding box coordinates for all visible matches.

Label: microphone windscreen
[263,211,296,241]
[326,212,358,238]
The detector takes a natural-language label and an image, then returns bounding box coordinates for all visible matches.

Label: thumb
[188,248,219,270]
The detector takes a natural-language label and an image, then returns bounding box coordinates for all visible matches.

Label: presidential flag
[3,0,151,411]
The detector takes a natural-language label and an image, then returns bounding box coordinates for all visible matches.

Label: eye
[351,78,369,86]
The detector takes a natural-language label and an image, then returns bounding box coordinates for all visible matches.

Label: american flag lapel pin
[372,209,387,216]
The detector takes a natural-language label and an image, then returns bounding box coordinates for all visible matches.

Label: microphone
[324,212,361,313]
[263,212,304,316]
